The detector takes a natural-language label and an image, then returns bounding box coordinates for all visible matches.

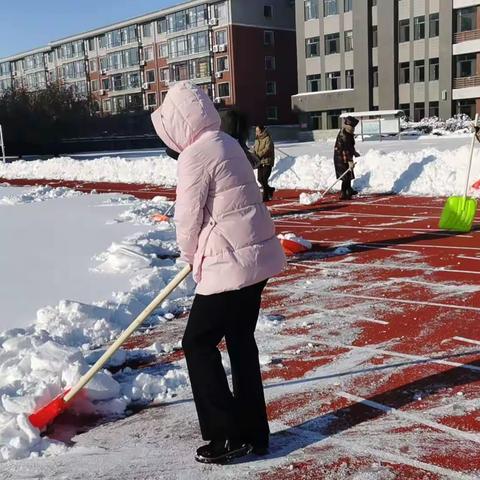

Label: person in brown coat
[253,126,275,201]
[333,116,361,200]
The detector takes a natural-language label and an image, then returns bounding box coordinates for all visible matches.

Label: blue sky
[0,0,178,58]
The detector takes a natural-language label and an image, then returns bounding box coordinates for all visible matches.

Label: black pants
[182,280,269,448]
[257,165,273,200]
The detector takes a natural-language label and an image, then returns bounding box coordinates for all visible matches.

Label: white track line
[327,292,480,313]
[281,422,478,480]
[459,255,480,261]
[309,239,480,252]
[340,343,480,373]
[288,260,480,276]
[314,307,389,325]
[338,391,480,445]
[311,211,435,220]
[452,337,480,347]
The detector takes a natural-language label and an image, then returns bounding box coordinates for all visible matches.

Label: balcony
[454,29,480,43]
[453,75,480,89]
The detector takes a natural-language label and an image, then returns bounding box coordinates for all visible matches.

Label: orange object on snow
[280,238,311,256]
[151,213,171,222]
[473,179,480,190]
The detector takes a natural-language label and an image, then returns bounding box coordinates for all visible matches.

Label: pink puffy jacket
[151,82,286,295]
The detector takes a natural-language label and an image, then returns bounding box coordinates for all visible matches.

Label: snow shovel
[319,162,357,200]
[439,114,479,233]
[152,201,176,223]
[28,264,191,430]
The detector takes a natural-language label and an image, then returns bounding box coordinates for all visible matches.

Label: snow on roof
[340,110,405,118]
[292,89,354,97]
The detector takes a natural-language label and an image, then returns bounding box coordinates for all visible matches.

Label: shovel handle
[64,264,191,403]
[465,114,479,199]
[321,162,357,199]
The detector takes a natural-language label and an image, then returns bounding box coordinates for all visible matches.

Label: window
[310,112,322,130]
[157,18,167,34]
[264,30,275,46]
[324,0,338,16]
[306,37,320,57]
[213,2,228,20]
[191,57,210,78]
[217,56,229,71]
[307,74,321,92]
[161,91,168,103]
[171,62,189,81]
[159,67,169,82]
[371,26,378,48]
[429,58,439,81]
[326,71,340,90]
[346,69,354,88]
[100,57,108,71]
[414,60,425,82]
[105,26,138,48]
[143,23,152,37]
[429,13,439,38]
[266,80,276,95]
[103,99,112,112]
[399,62,410,83]
[265,56,276,70]
[414,16,425,40]
[372,66,378,87]
[457,54,476,77]
[414,102,425,122]
[88,38,95,51]
[101,78,110,90]
[400,103,410,118]
[304,0,319,20]
[169,36,188,58]
[189,31,209,54]
[215,30,227,45]
[99,35,107,49]
[91,80,99,91]
[146,70,155,83]
[455,7,477,33]
[147,92,156,107]
[429,101,439,117]
[325,33,340,55]
[344,0,352,13]
[89,60,97,72]
[264,5,273,18]
[456,99,476,117]
[144,47,154,62]
[371,0,377,6]
[345,30,353,52]
[399,19,410,42]
[327,110,341,129]
[159,43,168,58]
[218,82,230,97]
[266,106,278,120]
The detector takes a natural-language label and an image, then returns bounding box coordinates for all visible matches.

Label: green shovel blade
[439,196,478,232]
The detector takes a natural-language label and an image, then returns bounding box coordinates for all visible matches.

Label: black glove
[354,151,361,158]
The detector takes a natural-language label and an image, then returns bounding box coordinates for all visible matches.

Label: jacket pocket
[193,218,216,282]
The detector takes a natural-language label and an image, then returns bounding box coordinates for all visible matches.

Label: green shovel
[439,114,479,232]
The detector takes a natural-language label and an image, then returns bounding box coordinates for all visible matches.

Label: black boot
[195,440,253,464]
[348,188,358,196]
[267,187,275,201]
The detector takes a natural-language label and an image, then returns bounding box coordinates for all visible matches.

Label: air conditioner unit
[218,44,226,52]
[215,72,223,79]
[214,97,222,104]
[98,89,105,95]
[140,60,147,66]
[142,82,149,90]
[209,18,219,26]
[213,45,219,53]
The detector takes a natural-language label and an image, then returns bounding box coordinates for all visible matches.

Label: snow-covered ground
[1,136,479,199]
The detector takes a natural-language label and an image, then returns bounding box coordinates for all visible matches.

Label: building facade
[293,0,480,130]
[0,0,297,125]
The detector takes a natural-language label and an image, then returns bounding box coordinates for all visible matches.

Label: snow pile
[0,191,194,461]
[401,114,473,136]
[0,155,177,186]
[0,185,80,205]
[290,145,480,200]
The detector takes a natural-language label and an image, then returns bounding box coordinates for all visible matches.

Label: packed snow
[0,186,194,461]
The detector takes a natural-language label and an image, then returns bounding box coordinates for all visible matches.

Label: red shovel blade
[472,179,480,190]
[280,239,310,256]
[151,213,170,223]
[29,389,72,430]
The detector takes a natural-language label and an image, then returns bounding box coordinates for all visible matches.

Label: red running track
[3,178,480,478]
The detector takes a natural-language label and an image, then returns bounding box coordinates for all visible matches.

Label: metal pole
[0,125,5,163]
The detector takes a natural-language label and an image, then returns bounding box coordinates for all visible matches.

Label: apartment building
[0,0,297,125]
[293,0,480,130]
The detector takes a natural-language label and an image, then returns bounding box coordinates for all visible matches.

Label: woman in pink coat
[151,82,286,464]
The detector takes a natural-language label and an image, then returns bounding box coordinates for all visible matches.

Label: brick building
[0,0,297,125]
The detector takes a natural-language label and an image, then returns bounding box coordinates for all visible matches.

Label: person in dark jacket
[253,126,275,202]
[333,116,361,200]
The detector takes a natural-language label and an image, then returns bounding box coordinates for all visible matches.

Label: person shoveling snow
[151,82,286,464]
